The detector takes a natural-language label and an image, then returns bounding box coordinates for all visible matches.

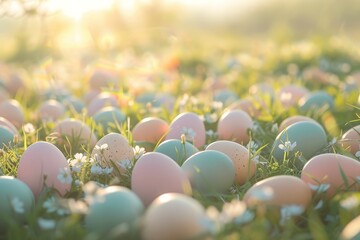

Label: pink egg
[217,110,253,144]
[83,89,100,104]
[132,117,169,144]
[89,70,118,91]
[278,85,309,108]
[17,141,71,197]
[5,73,24,96]
[131,152,192,206]
[87,92,118,116]
[341,125,360,155]
[38,99,66,121]
[0,117,19,136]
[0,99,24,128]
[279,115,318,132]
[53,118,97,148]
[165,112,206,149]
[226,98,261,118]
[0,88,9,103]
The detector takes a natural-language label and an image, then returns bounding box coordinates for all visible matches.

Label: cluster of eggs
[0,68,359,239]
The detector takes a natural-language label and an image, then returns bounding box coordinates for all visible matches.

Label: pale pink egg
[132,117,169,144]
[17,141,71,197]
[279,115,318,132]
[0,88,9,103]
[341,125,360,155]
[38,99,66,121]
[0,99,24,128]
[165,112,206,149]
[278,85,309,108]
[217,110,253,145]
[131,152,192,206]
[83,89,100,104]
[226,98,261,118]
[5,73,24,96]
[87,92,118,116]
[301,153,360,198]
[53,118,97,148]
[89,70,118,91]
[0,117,19,136]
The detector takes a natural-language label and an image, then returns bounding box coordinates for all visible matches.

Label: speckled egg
[155,139,198,165]
[243,175,311,208]
[93,106,126,133]
[53,118,97,148]
[272,121,327,162]
[0,99,24,128]
[38,99,66,121]
[206,140,256,185]
[87,92,118,116]
[301,153,360,198]
[217,110,253,145]
[142,193,206,240]
[0,126,14,148]
[17,141,72,197]
[85,186,144,238]
[298,91,334,114]
[279,115,318,132]
[181,150,235,194]
[0,176,34,228]
[165,112,206,149]
[341,125,360,155]
[131,152,192,206]
[91,133,134,174]
[132,117,169,144]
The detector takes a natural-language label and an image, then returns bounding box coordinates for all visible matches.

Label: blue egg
[155,139,198,165]
[93,106,126,132]
[298,91,334,113]
[0,126,14,149]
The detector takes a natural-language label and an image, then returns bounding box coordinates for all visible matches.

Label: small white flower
[221,200,254,225]
[23,123,35,134]
[329,137,337,146]
[355,151,360,159]
[133,145,145,160]
[57,167,73,184]
[69,153,87,173]
[278,141,297,152]
[248,186,274,202]
[340,196,359,210]
[43,197,69,216]
[314,200,324,210]
[102,167,113,175]
[206,129,217,138]
[11,197,24,214]
[74,179,83,187]
[95,143,108,151]
[118,159,132,169]
[38,218,56,230]
[251,154,260,164]
[90,164,103,175]
[247,141,259,152]
[204,113,218,123]
[308,183,331,193]
[181,127,196,141]
[280,92,292,102]
[211,101,223,110]
[280,205,304,225]
[271,123,278,133]
[201,206,221,235]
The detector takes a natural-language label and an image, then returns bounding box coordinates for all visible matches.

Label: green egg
[181,150,235,194]
[93,106,126,132]
[85,186,144,238]
[0,176,34,229]
[155,139,198,165]
[272,121,328,162]
[0,126,14,149]
[299,91,334,113]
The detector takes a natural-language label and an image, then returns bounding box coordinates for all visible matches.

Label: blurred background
[1,0,360,65]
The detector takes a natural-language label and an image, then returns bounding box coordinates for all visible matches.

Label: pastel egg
[85,186,144,237]
[93,106,126,133]
[0,88,9,103]
[213,89,238,106]
[249,82,275,99]
[0,116,18,136]
[298,91,334,114]
[165,112,206,149]
[0,99,24,128]
[53,118,97,148]
[89,70,118,91]
[341,125,360,155]
[340,215,360,240]
[5,73,24,96]
[226,98,261,118]
[272,121,327,161]
[181,150,235,194]
[132,117,169,144]
[87,92,118,116]
[83,89,100,104]
[217,110,253,145]
[301,153,360,198]
[205,140,256,185]
[0,126,14,148]
[279,115,318,132]
[131,152,192,206]
[243,175,311,208]
[64,97,84,113]
[0,176,34,228]
[17,141,71,197]
[155,139,198,165]
[43,87,71,102]
[38,99,66,121]
[91,133,134,174]
[142,193,206,240]
[278,85,309,108]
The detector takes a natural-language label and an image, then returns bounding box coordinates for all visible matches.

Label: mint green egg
[181,150,235,194]
[299,91,334,113]
[0,126,14,149]
[0,176,34,229]
[93,107,126,132]
[85,186,144,238]
[272,121,327,162]
[155,139,198,165]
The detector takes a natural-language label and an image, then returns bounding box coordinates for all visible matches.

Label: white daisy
[57,167,73,184]
[133,145,145,160]
[278,141,297,152]
[308,183,330,193]
[181,127,197,141]
[23,123,35,134]
[95,143,108,151]
[280,205,304,225]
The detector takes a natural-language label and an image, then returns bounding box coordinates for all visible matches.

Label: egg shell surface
[132,117,169,144]
[155,139,198,165]
[341,125,360,155]
[0,99,24,128]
